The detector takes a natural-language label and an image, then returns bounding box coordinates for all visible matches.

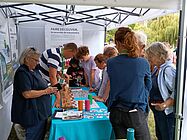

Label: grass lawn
[148,110,157,140]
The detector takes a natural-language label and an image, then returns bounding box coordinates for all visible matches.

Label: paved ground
[8,124,49,140]
[8,126,19,140]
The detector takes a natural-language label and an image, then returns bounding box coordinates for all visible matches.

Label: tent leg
[175,0,187,140]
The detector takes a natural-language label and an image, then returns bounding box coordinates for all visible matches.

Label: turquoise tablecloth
[49,87,113,140]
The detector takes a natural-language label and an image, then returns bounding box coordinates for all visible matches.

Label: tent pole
[175,0,187,140]
[104,25,107,43]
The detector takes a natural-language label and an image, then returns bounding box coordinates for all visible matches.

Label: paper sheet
[55,112,63,118]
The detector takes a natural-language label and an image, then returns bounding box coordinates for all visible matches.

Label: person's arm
[152,97,175,111]
[89,69,95,89]
[22,87,58,99]
[94,80,110,102]
[164,66,176,99]
[49,66,61,108]
[84,72,89,87]
[144,61,152,92]
[89,56,98,89]
[102,80,110,102]
[49,66,58,85]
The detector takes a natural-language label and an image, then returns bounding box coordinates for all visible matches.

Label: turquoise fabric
[49,87,113,140]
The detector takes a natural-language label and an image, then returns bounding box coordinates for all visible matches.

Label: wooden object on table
[60,84,76,109]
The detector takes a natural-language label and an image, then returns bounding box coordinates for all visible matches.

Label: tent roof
[0,1,180,30]
[0,0,181,10]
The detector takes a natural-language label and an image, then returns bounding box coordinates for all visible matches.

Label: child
[66,57,85,87]
[76,46,100,91]
[93,47,118,102]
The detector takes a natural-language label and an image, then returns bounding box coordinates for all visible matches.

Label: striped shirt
[39,48,62,83]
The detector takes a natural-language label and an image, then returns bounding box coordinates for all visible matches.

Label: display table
[49,87,113,140]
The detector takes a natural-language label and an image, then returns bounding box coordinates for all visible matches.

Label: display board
[45,24,83,49]
[9,24,19,71]
[0,21,13,104]
[0,13,15,140]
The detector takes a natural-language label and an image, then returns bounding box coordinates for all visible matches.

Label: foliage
[106,29,117,43]
[106,13,179,47]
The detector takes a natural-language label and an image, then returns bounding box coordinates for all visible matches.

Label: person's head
[63,43,77,59]
[19,47,40,70]
[135,31,147,57]
[145,42,170,67]
[94,54,107,70]
[163,42,175,62]
[103,47,118,58]
[69,57,80,68]
[76,46,90,61]
[115,27,139,57]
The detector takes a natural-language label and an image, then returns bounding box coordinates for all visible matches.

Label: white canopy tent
[0,0,181,10]
[0,2,178,30]
[0,0,186,140]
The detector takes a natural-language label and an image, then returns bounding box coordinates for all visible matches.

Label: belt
[150,100,163,104]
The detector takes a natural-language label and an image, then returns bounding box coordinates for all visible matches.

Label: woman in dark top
[67,57,85,87]
[11,47,58,140]
[107,27,152,140]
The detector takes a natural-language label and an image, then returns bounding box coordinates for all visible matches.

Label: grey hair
[135,31,147,46]
[146,42,169,62]
[19,47,40,65]
[103,47,118,58]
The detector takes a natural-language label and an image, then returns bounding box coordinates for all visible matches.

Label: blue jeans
[25,119,47,140]
[151,107,175,140]
[109,107,151,140]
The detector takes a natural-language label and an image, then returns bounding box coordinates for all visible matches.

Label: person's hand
[89,87,95,92]
[151,103,167,111]
[84,83,89,87]
[93,96,104,102]
[44,87,58,95]
[64,74,70,84]
[54,100,61,108]
[54,91,61,108]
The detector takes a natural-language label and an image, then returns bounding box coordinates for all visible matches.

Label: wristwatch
[163,103,167,108]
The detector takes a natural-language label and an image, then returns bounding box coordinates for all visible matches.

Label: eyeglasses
[31,57,39,63]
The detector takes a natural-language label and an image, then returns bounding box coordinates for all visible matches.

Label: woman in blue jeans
[146,42,176,140]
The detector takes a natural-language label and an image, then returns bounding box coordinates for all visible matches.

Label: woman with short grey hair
[19,47,40,65]
[11,47,58,140]
[145,42,176,140]
[135,31,147,57]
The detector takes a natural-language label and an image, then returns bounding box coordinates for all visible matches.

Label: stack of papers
[55,110,83,120]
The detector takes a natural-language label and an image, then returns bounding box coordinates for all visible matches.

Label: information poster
[45,25,83,49]
[0,23,13,104]
[9,25,19,71]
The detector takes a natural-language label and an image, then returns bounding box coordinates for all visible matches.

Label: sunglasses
[30,47,36,51]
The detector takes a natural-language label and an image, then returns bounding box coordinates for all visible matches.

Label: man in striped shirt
[39,43,77,107]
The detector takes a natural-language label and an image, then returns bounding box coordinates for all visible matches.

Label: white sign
[0,22,13,104]
[45,25,83,49]
[9,25,19,71]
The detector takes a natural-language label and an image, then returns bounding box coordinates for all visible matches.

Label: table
[49,88,113,140]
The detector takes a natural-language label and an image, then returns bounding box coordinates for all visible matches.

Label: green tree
[106,13,179,47]
[147,13,179,46]
[106,29,117,43]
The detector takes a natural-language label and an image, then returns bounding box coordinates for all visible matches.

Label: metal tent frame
[0,3,175,30]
